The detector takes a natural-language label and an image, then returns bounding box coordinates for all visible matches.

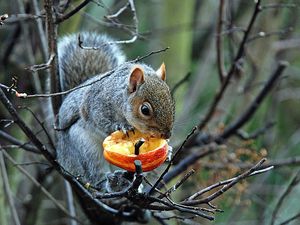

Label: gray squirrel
[56,32,175,187]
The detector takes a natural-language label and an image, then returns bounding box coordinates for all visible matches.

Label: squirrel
[56,32,175,188]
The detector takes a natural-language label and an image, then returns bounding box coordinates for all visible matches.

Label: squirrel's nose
[161,131,171,139]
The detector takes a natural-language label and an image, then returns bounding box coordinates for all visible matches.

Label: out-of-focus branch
[161,143,222,186]
[235,121,275,140]
[0,130,40,153]
[216,0,225,83]
[186,165,273,201]
[1,149,83,224]
[2,13,44,24]
[55,0,92,24]
[15,0,42,93]
[279,211,300,225]
[18,106,55,151]
[0,150,21,225]
[171,72,191,97]
[270,169,300,225]
[163,61,287,184]
[148,127,197,195]
[44,0,61,116]
[182,158,268,206]
[218,61,288,141]
[197,0,262,131]
[201,156,300,171]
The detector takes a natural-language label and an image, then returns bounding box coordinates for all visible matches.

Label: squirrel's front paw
[115,124,135,136]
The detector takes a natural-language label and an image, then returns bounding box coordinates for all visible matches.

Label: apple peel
[103,130,168,172]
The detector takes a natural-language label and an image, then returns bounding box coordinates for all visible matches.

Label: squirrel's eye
[139,102,152,118]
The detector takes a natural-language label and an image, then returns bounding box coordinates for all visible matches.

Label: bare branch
[197,0,262,131]
[279,211,300,225]
[0,70,112,98]
[270,169,300,225]
[171,72,191,96]
[64,181,78,225]
[216,0,225,83]
[261,3,297,10]
[218,61,288,141]
[148,126,197,195]
[133,47,170,62]
[55,0,92,24]
[0,150,21,225]
[187,166,273,201]
[235,121,276,140]
[18,106,55,151]
[164,169,195,196]
[105,2,130,19]
[0,130,40,153]
[26,54,55,72]
[1,149,83,224]
[183,158,268,206]
[44,0,61,115]
[161,143,223,186]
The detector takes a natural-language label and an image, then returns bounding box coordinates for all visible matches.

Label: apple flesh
[103,130,168,172]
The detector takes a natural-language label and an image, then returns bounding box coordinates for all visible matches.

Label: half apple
[103,130,168,172]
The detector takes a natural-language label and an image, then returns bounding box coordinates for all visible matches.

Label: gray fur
[56,32,175,187]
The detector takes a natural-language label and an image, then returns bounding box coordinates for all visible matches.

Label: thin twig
[0,130,40,153]
[1,149,83,224]
[18,106,55,151]
[26,54,55,72]
[160,143,222,186]
[270,169,300,225]
[187,166,273,201]
[105,2,129,19]
[171,72,191,96]
[164,169,195,196]
[279,211,300,225]
[148,127,197,194]
[55,0,92,24]
[218,61,288,141]
[201,156,300,171]
[44,0,61,115]
[0,70,112,98]
[64,181,78,225]
[3,14,44,24]
[183,158,268,206]
[0,150,21,225]
[15,0,42,93]
[197,0,262,131]
[133,47,170,62]
[235,121,276,140]
[261,3,297,10]
[216,0,225,83]
[246,28,293,43]
[147,195,214,220]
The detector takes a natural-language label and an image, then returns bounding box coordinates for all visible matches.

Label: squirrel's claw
[116,123,134,137]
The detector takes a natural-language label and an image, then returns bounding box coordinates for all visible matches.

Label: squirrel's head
[125,63,175,139]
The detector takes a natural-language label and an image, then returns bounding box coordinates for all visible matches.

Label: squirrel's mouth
[129,121,171,139]
[142,129,171,139]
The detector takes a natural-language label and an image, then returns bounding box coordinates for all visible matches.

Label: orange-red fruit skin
[103,144,167,172]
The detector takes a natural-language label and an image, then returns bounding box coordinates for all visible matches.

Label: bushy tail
[58,32,126,91]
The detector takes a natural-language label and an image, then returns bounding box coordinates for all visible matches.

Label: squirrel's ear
[156,62,166,81]
[129,66,145,93]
